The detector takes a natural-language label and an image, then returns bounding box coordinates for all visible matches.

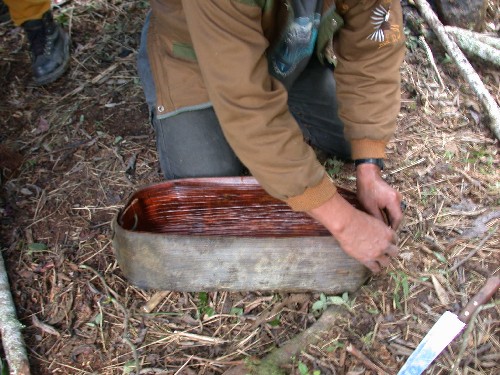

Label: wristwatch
[354,158,384,170]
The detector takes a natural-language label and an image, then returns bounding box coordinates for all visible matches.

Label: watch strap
[354,158,384,170]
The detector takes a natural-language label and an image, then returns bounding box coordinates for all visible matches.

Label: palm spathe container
[111,177,369,292]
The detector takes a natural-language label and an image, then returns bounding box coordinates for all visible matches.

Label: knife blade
[397,276,500,375]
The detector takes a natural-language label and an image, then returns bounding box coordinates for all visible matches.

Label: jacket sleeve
[181,0,337,211]
[333,0,405,160]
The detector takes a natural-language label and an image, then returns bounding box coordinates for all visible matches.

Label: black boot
[22,10,70,85]
[0,0,10,23]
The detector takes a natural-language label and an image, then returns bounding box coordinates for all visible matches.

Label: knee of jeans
[159,156,243,180]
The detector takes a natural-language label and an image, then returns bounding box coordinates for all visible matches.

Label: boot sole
[32,31,71,86]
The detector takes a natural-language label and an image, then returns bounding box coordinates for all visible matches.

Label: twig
[414,0,500,140]
[447,225,498,273]
[419,36,445,89]
[141,291,170,313]
[0,252,31,375]
[79,265,140,374]
[346,342,390,375]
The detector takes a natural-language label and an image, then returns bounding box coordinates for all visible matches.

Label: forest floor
[0,1,498,374]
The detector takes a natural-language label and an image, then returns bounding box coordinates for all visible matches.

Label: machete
[397,276,500,375]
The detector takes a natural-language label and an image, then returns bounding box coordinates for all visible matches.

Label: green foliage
[390,271,410,312]
[465,147,495,174]
[326,341,345,352]
[405,33,420,52]
[268,314,281,327]
[55,12,70,27]
[27,242,48,255]
[311,292,352,316]
[324,158,344,177]
[122,360,136,374]
[1,359,8,375]
[421,186,437,204]
[443,150,455,161]
[230,307,244,316]
[197,292,214,318]
[297,361,321,375]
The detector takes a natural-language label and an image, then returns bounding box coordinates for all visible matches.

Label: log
[0,252,31,375]
[414,0,500,141]
[445,26,500,66]
[223,304,349,374]
[444,27,500,50]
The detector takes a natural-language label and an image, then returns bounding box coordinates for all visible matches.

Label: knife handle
[458,276,500,324]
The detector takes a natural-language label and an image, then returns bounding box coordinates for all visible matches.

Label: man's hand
[356,163,403,230]
[307,193,399,273]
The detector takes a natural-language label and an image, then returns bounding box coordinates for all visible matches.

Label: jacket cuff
[350,138,388,160]
[286,174,337,212]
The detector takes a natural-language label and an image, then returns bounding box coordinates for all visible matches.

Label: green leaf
[122,360,136,374]
[312,300,326,312]
[1,359,9,375]
[94,312,103,326]
[326,341,345,352]
[230,307,244,316]
[204,307,215,317]
[28,243,48,251]
[327,296,345,306]
[268,316,281,327]
[298,361,309,375]
[313,370,321,375]
[433,252,447,263]
[198,292,208,304]
[402,275,409,300]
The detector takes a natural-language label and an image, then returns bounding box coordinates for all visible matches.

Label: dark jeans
[138,13,350,179]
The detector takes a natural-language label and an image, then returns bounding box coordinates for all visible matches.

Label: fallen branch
[0,252,31,375]
[414,0,500,140]
[346,342,390,375]
[223,303,352,374]
[444,26,500,66]
[444,26,500,50]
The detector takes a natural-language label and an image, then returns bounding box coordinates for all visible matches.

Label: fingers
[365,242,399,274]
[385,243,398,256]
[366,260,381,273]
[386,203,404,230]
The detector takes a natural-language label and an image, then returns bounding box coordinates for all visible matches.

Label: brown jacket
[147,0,405,211]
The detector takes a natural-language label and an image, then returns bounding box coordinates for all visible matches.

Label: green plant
[421,186,437,204]
[297,361,321,375]
[443,150,454,161]
[1,359,8,375]
[326,341,345,352]
[324,158,344,177]
[390,271,410,313]
[311,292,352,316]
[268,314,281,327]
[197,292,214,318]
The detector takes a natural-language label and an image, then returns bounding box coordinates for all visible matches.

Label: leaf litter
[0,1,498,374]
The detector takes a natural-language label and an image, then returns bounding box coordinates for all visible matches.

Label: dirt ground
[0,1,498,374]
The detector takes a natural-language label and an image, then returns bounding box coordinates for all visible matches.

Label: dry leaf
[32,315,60,337]
[431,275,450,305]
